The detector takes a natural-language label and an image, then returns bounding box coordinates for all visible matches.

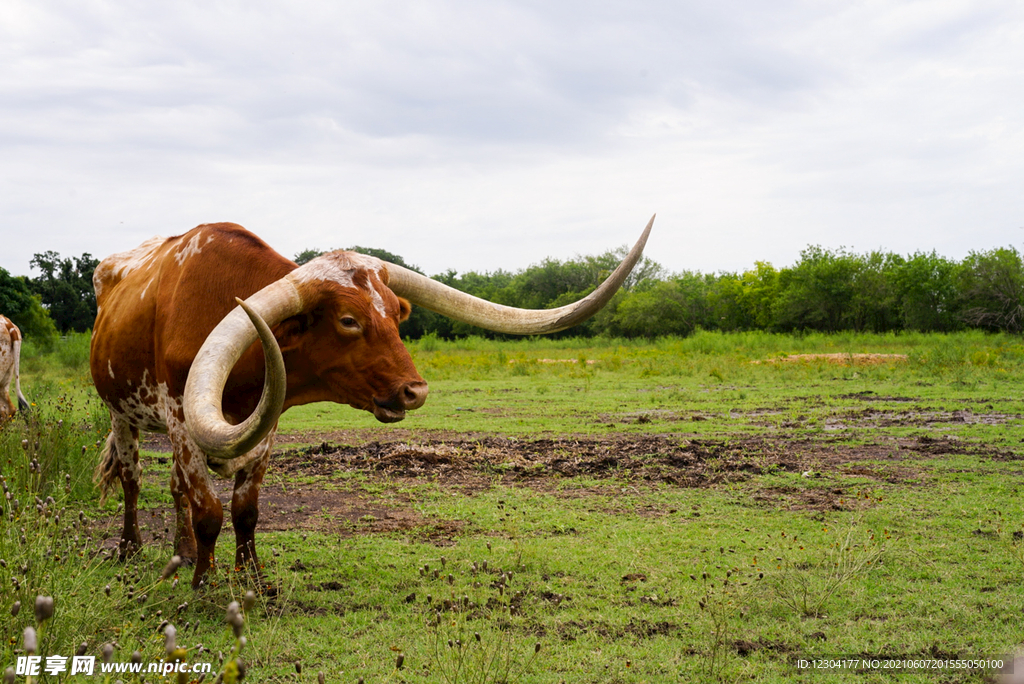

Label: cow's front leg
[169,429,223,588]
[171,460,198,564]
[187,468,223,588]
[232,434,274,573]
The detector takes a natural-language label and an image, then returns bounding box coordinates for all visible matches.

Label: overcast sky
[2,1,1022,279]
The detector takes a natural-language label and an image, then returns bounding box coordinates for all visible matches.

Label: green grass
[283,330,1024,442]
[2,330,1023,682]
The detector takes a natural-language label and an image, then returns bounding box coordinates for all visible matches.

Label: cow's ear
[397,297,412,323]
[276,313,312,352]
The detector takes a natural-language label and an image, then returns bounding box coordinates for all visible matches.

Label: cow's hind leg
[93,414,143,560]
[232,433,275,574]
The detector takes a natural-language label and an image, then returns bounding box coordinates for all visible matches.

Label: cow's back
[91,223,296,427]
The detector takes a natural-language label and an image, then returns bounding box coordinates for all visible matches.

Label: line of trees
[1,242,1020,347]
[0,252,99,348]
[300,243,1024,338]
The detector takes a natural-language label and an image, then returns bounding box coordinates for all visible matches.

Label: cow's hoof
[116,540,142,562]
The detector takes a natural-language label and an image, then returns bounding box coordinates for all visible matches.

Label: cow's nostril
[402,382,428,409]
[375,382,427,412]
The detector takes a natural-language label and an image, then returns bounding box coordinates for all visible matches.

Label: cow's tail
[93,431,120,505]
[12,338,29,413]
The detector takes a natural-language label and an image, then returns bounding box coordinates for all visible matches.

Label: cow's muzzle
[372,381,428,423]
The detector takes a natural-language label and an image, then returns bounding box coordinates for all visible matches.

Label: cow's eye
[340,316,360,330]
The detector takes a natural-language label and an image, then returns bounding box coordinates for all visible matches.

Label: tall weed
[54,332,92,370]
[1,385,108,501]
[764,520,889,618]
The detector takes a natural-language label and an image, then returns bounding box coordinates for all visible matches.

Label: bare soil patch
[822,407,1021,431]
[753,353,908,365]
[120,430,1013,548]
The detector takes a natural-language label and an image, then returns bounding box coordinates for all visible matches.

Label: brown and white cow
[90,218,654,586]
[1,315,30,420]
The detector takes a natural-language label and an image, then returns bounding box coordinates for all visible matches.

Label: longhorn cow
[0,315,30,420]
[90,218,654,586]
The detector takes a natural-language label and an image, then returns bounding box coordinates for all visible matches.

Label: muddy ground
[120,425,1021,549]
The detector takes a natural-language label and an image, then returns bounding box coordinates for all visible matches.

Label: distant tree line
[298,243,1024,338]
[0,251,99,347]
[0,242,1020,347]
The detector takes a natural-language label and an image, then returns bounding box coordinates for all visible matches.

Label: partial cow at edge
[0,315,30,421]
[89,217,655,587]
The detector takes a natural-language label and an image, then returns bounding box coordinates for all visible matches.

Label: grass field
[2,331,1023,682]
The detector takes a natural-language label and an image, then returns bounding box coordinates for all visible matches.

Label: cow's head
[182,251,428,464]
[275,252,427,422]
[183,215,655,469]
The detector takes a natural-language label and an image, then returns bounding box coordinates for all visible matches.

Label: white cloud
[1,0,1021,280]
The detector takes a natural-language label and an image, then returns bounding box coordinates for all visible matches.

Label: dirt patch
[750,485,882,512]
[275,435,815,489]
[116,430,1013,548]
[838,392,917,403]
[550,618,682,642]
[822,408,1021,431]
[264,433,936,514]
[509,358,597,365]
[753,353,908,365]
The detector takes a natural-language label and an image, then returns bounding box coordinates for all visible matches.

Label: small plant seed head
[10,601,19,617]
[165,624,178,654]
[23,627,37,654]
[34,595,54,623]
[161,556,183,580]
[229,616,244,637]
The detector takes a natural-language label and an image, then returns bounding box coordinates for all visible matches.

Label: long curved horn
[385,215,655,335]
[183,280,297,462]
[13,338,29,413]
